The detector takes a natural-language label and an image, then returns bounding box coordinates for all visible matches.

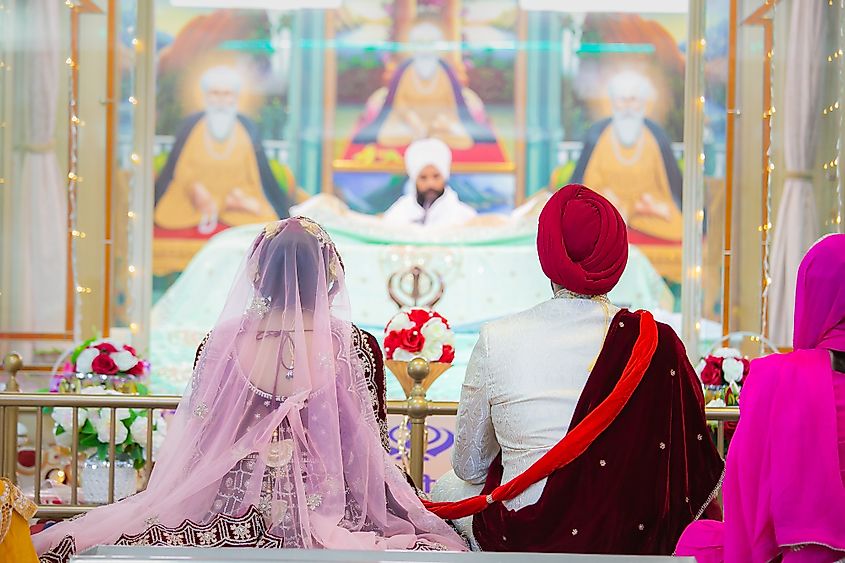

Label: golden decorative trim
[0,332,73,340]
[102,0,117,338]
[785,170,814,181]
[722,0,738,337]
[14,141,56,153]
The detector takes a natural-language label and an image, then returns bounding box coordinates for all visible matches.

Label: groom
[429,184,723,554]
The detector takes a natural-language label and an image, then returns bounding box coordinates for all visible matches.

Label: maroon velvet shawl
[473,309,724,554]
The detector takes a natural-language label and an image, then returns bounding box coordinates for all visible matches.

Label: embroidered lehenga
[35,218,466,562]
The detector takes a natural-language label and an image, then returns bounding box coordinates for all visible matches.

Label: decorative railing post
[406,357,430,489]
[2,352,22,483]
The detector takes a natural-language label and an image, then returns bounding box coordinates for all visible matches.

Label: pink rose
[91,353,119,375]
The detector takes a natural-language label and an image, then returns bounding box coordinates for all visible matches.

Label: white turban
[405,138,452,182]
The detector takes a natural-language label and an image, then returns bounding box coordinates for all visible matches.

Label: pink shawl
[676,234,845,562]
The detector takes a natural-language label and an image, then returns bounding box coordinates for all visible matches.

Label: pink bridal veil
[34,217,466,556]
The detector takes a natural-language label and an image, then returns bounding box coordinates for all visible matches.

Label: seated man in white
[383,138,477,227]
[428,184,723,554]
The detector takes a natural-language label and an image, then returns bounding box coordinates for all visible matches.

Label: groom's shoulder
[480,300,555,341]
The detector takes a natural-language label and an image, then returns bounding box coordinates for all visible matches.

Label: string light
[123,22,143,347]
[67,20,83,339]
[760,6,777,340]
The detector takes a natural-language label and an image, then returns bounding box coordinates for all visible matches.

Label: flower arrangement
[384,308,455,363]
[51,338,149,394]
[48,388,166,470]
[695,347,750,407]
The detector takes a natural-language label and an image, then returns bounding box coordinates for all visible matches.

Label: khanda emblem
[388,265,445,310]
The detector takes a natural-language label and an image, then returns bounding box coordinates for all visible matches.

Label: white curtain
[8,0,66,342]
[768,0,824,348]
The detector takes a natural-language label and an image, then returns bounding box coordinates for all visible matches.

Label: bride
[35,217,467,561]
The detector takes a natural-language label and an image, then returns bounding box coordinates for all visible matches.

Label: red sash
[422,311,659,520]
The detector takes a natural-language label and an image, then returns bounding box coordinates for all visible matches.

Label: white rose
[392,348,415,362]
[420,341,445,362]
[95,415,128,445]
[706,398,726,408]
[712,347,741,359]
[75,348,99,374]
[722,357,744,383]
[111,350,139,372]
[55,427,74,448]
[51,407,88,430]
[386,313,415,334]
[420,318,453,348]
[130,417,149,448]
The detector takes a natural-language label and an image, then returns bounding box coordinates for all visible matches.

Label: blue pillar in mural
[286,10,325,194]
[524,12,563,196]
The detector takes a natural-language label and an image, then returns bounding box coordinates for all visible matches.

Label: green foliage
[70,336,97,364]
[53,405,162,471]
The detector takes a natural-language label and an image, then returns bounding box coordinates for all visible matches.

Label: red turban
[537,184,628,296]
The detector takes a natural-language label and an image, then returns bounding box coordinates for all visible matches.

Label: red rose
[383,332,402,359]
[741,358,751,377]
[699,356,724,386]
[123,344,138,357]
[438,345,455,364]
[94,342,118,354]
[91,353,119,375]
[398,329,425,354]
[431,311,450,329]
[407,309,432,329]
[126,361,145,376]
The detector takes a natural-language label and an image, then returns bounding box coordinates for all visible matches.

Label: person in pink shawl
[676,234,845,562]
[35,217,467,562]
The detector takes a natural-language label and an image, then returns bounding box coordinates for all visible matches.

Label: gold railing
[1,353,739,519]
